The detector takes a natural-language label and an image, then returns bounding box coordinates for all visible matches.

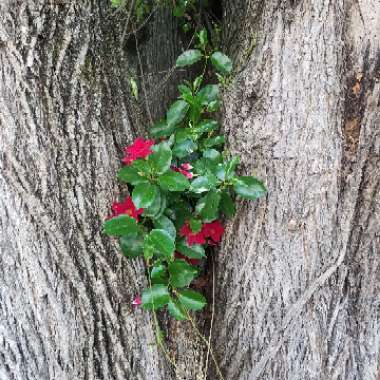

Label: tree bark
[0,1,379,380]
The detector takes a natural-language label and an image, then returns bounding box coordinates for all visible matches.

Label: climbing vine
[105,0,266,347]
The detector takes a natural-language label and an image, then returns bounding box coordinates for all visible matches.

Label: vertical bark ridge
[0,2,166,379]
[215,0,379,379]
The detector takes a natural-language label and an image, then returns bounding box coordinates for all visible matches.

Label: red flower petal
[181,162,193,171]
[132,296,142,306]
[171,165,193,179]
[122,137,155,165]
[111,196,143,221]
[202,220,224,243]
[180,222,206,246]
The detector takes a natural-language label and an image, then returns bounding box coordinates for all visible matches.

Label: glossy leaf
[132,183,159,209]
[233,176,267,200]
[196,84,219,106]
[176,49,203,67]
[103,215,140,236]
[117,166,148,185]
[120,233,143,258]
[144,229,175,260]
[176,240,206,259]
[169,260,198,288]
[158,171,190,192]
[196,189,221,222]
[154,215,176,239]
[190,174,218,193]
[210,51,233,74]
[149,142,172,174]
[178,289,206,311]
[151,264,168,285]
[150,119,176,138]
[220,190,236,217]
[167,100,189,127]
[142,285,170,310]
[168,298,188,320]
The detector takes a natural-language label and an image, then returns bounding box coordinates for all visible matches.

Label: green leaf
[210,51,233,74]
[192,119,219,134]
[193,75,203,91]
[233,176,267,200]
[178,289,207,311]
[225,156,240,180]
[154,215,176,239]
[197,29,208,49]
[151,264,168,285]
[150,119,176,138]
[169,260,198,288]
[120,233,143,258]
[176,49,203,67]
[130,78,138,100]
[142,285,170,310]
[203,135,225,148]
[189,218,202,233]
[132,183,159,209]
[143,188,164,218]
[144,229,175,260]
[117,166,148,185]
[168,298,188,320]
[149,142,172,174]
[190,174,218,194]
[132,159,151,175]
[196,189,221,222]
[220,190,236,217]
[167,100,189,127]
[172,139,197,158]
[103,215,140,236]
[176,239,206,259]
[158,171,190,192]
[196,84,219,106]
[203,149,222,163]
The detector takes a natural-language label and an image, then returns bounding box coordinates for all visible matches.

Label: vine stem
[204,257,215,379]
[186,311,225,380]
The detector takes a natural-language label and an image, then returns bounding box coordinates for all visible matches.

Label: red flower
[111,196,143,221]
[180,222,206,245]
[175,252,201,266]
[132,296,142,306]
[202,220,224,244]
[171,165,193,179]
[181,162,193,171]
[122,137,155,165]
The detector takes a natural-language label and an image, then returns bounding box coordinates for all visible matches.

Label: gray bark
[0,1,379,380]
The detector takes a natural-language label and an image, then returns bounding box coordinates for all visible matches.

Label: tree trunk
[0,1,379,380]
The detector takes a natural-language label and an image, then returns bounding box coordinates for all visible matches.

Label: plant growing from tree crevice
[104,3,266,378]
[104,25,266,318]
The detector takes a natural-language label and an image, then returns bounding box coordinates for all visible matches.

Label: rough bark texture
[216,1,380,379]
[0,1,379,380]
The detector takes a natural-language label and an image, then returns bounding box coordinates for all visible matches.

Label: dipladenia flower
[202,220,225,244]
[132,296,142,306]
[111,196,144,221]
[180,222,206,245]
[180,220,225,246]
[175,252,201,266]
[171,165,193,179]
[122,137,155,165]
[181,162,193,171]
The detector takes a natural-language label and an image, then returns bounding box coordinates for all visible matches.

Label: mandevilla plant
[103,30,267,321]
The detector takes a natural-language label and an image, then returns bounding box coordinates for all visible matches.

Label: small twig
[204,257,216,379]
[186,311,225,380]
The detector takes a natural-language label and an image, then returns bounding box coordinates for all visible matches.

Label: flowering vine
[104,27,266,321]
